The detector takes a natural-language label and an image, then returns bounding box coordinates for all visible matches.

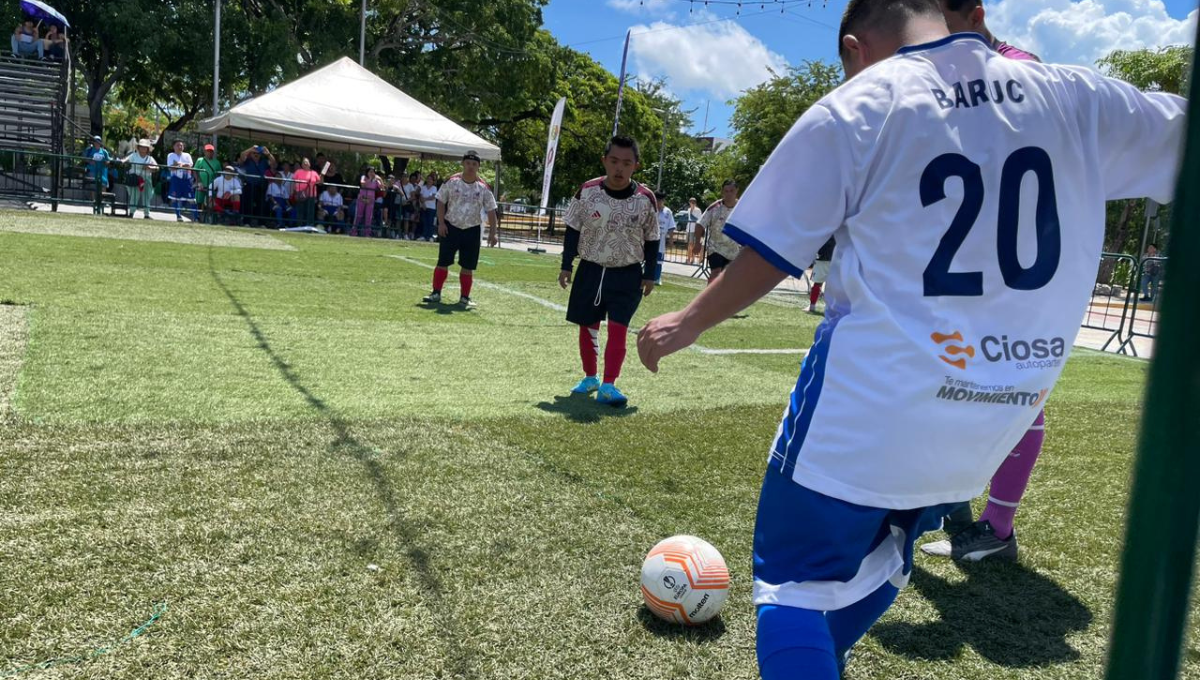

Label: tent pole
[494,160,502,248]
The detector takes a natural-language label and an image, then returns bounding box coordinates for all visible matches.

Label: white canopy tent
[197,57,501,161]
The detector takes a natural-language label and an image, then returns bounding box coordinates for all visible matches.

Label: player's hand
[488,229,499,247]
[438,221,448,238]
[641,280,655,297]
[638,310,699,373]
[558,269,572,289]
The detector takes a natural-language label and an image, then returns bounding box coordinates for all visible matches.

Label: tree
[1096,45,1192,257]
[726,60,842,182]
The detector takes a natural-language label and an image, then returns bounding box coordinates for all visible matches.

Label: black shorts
[436,223,482,270]
[567,260,645,327]
[708,252,732,270]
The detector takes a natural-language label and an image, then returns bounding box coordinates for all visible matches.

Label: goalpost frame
[1104,21,1200,680]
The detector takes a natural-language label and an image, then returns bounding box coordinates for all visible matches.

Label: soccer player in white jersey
[637,0,1186,676]
[422,151,499,309]
[920,0,1046,563]
[700,179,742,283]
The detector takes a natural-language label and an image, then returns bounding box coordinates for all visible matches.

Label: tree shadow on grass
[534,393,639,423]
[207,248,477,678]
[637,606,727,641]
[872,563,1093,668]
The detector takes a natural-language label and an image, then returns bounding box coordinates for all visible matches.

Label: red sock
[432,267,449,292]
[460,271,473,298]
[579,323,600,377]
[603,322,628,384]
[809,282,823,306]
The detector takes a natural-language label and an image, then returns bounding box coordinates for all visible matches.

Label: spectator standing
[166,140,197,222]
[237,145,275,226]
[210,166,243,224]
[1140,243,1163,302]
[291,158,321,227]
[403,172,421,239]
[684,197,703,264]
[122,139,158,220]
[193,144,222,224]
[11,20,42,59]
[382,175,400,235]
[85,136,111,215]
[354,167,382,237]
[655,192,673,285]
[419,174,439,241]
[318,185,345,231]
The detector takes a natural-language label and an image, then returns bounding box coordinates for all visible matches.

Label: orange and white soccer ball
[640,535,730,625]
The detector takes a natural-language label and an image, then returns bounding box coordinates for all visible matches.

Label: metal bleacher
[0,53,68,205]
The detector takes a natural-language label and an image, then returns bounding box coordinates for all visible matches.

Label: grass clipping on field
[0,303,28,421]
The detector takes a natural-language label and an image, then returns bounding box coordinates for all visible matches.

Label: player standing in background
[637,0,1186,676]
[920,0,1046,562]
[700,180,742,283]
[655,191,673,286]
[808,238,835,314]
[422,152,499,309]
[941,0,1040,61]
[559,135,660,407]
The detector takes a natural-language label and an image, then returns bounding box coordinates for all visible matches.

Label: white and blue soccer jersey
[727,33,1186,510]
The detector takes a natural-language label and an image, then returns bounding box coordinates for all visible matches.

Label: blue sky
[543,0,1199,138]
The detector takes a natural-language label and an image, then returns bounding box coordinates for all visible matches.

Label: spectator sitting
[210,166,243,225]
[11,19,42,59]
[41,24,65,61]
[318,185,345,232]
[267,174,295,227]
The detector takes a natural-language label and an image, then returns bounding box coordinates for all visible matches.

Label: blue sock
[757,604,840,680]
[826,580,900,668]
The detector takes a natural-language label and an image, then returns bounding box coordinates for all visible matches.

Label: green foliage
[1097,45,1193,96]
[726,60,843,182]
[1095,45,1191,258]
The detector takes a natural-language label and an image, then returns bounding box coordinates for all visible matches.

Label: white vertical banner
[540,97,567,214]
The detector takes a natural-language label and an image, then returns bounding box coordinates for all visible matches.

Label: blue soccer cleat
[596,382,628,407]
[571,376,600,394]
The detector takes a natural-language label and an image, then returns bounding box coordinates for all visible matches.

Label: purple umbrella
[19,0,69,28]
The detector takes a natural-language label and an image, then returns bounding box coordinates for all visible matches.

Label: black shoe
[458,296,476,309]
[422,291,442,304]
[949,520,1018,562]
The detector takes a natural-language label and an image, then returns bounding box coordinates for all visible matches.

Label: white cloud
[627,19,789,98]
[986,0,1197,67]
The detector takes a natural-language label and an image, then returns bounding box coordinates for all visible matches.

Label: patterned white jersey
[564,177,660,268]
[727,33,1186,509]
[699,200,741,260]
[436,175,497,229]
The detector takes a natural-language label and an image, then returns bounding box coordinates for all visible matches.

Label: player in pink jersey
[919,0,1044,563]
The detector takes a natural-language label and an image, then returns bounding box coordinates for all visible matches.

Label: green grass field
[1,210,1196,679]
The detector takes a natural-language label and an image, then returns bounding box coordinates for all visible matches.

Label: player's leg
[424,230,457,303]
[596,264,643,407]
[455,226,482,308]
[752,464,896,679]
[566,261,605,394]
[757,605,840,679]
[707,253,729,286]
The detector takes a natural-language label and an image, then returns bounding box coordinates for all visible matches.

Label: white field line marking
[388,255,809,356]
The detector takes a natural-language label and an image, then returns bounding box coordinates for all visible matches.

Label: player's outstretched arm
[638,248,786,372]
